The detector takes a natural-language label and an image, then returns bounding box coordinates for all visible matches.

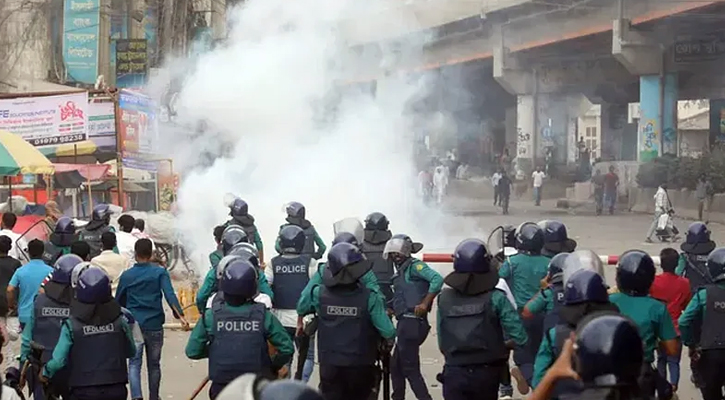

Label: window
[586,127,597,137]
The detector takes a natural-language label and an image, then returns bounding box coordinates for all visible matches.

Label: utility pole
[161,0,174,60]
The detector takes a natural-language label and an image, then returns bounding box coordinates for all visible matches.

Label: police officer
[676,222,716,294]
[22,254,83,399]
[531,314,647,400]
[609,250,679,398]
[531,269,619,397]
[275,202,326,260]
[225,198,265,262]
[216,373,325,400]
[498,222,550,392]
[267,225,316,378]
[537,220,576,258]
[186,259,294,399]
[361,212,395,305]
[77,204,115,259]
[383,234,442,400]
[209,225,225,270]
[437,239,527,400]
[42,217,76,265]
[297,242,395,400]
[40,266,136,400]
[522,252,570,333]
[678,247,725,400]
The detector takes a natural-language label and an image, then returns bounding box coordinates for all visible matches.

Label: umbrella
[39,140,97,157]
[0,130,54,175]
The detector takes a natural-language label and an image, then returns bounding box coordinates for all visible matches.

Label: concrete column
[638,74,678,161]
[536,94,569,164]
[211,0,226,40]
[600,103,628,160]
[516,95,535,176]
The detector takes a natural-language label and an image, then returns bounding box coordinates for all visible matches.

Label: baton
[188,376,210,400]
[382,350,391,400]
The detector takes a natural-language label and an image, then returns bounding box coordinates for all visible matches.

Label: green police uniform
[609,292,677,362]
[499,253,550,309]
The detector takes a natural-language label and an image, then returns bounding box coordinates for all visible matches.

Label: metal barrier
[422,254,662,265]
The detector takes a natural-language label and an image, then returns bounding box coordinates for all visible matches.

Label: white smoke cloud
[150,0,479,275]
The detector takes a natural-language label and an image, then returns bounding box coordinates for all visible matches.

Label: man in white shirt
[116,214,138,261]
[91,232,130,294]
[646,184,671,243]
[492,169,503,206]
[0,214,26,263]
[531,167,546,206]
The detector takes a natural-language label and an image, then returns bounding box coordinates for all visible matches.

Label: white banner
[88,100,116,149]
[0,92,88,147]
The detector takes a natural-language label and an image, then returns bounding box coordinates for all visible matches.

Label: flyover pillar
[638,74,678,161]
[515,95,535,176]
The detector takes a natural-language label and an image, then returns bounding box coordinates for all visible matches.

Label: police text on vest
[41,307,70,317]
[275,265,307,274]
[217,320,261,331]
[326,306,358,316]
[83,323,115,335]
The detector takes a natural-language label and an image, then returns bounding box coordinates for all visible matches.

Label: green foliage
[636,150,725,192]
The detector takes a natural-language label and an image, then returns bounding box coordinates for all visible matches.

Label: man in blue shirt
[116,239,189,400]
[7,239,53,329]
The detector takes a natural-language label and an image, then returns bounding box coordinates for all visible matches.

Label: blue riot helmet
[574,314,644,386]
[547,253,570,285]
[51,254,84,284]
[364,212,389,231]
[278,225,305,254]
[76,265,112,304]
[55,217,76,235]
[230,198,249,217]
[285,202,306,219]
[221,226,249,256]
[682,222,716,254]
[616,250,656,296]
[92,204,112,222]
[538,220,577,255]
[216,373,325,400]
[227,243,260,268]
[220,259,258,298]
[323,242,371,286]
[453,239,492,274]
[514,222,544,254]
[706,247,725,282]
[563,269,609,305]
[332,232,359,247]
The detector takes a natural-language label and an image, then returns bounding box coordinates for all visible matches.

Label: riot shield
[15,218,53,262]
[487,226,504,259]
[333,218,364,244]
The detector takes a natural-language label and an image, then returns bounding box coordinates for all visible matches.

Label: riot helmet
[706,247,725,282]
[75,266,112,304]
[91,204,112,222]
[382,234,423,264]
[285,202,306,220]
[230,198,249,217]
[453,239,492,274]
[216,373,325,400]
[562,249,605,286]
[681,222,716,255]
[323,242,371,286]
[563,269,609,305]
[227,243,260,269]
[52,254,84,284]
[538,220,577,255]
[278,225,305,254]
[332,232,359,247]
[55,217,76,235]
[220,259,258,298]
[514,222,544,254]
[364,212,389,231]
[547,252,570,285]
[221,226,249,256]
[615,250,656,296]
[71,262,93,289]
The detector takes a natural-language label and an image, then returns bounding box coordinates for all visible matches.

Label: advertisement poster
[0,92,88,147]
[88,99,116,150]
[157,161,177,211]
[62,0,100,84]
[116,39,148,89]
[118,90,157,171]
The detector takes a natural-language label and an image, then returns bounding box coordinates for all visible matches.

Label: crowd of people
[0,196,724,400]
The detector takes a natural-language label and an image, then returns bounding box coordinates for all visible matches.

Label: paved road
[85,200,721,399]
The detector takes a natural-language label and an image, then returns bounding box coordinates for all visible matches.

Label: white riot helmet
[382,234,424,259]
[562,249,605,286]
[71,262,100,289]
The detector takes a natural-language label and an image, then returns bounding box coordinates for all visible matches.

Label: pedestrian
[275,202,326,260]
[42,217,75,266]
[225,198,265,265]
[297,243,396,400]
[209,225,225,270]
[591,169,604,215]
[609,250,679,398]
[0,236,20,321]
[531,166,546,206]
[646,183,672,243]
[0,213,26,263]
[267,225,317,380]
[40,266,136,400]
[433,165,449,205]
[695,175,713,222]
[116,214,138,261]
[437,239,527,400]
[78,204,115,259]
[498,223,550,394]
[131,218,150,240]
[361,212,395,304]
[492,169,503,206]
[498,170,513,215]
[116,239,189,400]
[679,247,725,400]
[7,239,52,330]
[22,254,83,400]
[185,260,294,399]
[603,165,619,215]
[650,248,691,393]
[91,232,131,294]
[383,234,443,400]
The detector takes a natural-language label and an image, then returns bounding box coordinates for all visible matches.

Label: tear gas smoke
[151,0,484,275]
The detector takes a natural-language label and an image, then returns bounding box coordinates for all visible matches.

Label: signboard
[62,0,100,84]
[116,39,148,88]
[88,100,116,150]
[0,92,88,147]
[118,90,157,170]
[674,34,725,63]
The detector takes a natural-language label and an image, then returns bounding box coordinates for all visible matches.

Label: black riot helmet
[332,232,359,247]
[278,225,306,254]
[538,220,577,255]
[686,222,711,245]
[364,212,389,231]
[55,217,76,235]
[221,226,249,255]
[91,204,112,222]
[514,222,544,254]
[285,202,306,219]
[615,250,656,296]
[230,198,249,217]
[706,247,725,283]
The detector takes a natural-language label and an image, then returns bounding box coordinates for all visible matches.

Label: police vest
[32,293,70,363]
[437,288,507,366]
[270,255,311,310]
[542,284,565,333]
[318,285,378,366]
[700,285,725,350]
[549,325,585,397]
[78,225,113,259]
[41,242,63,266]
[227,220,258,241]
[68,316,128,388]
[209,301,270,383]
[391,259,430,318]
[362,241,394,303]
[683,254,712,295]
[302,226,315,256]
